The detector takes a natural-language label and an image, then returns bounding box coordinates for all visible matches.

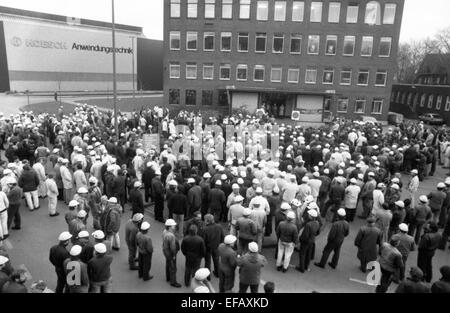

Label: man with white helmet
[344,178,361,222]
[125,213,144,270]
[308,172,322,203]
[136,221,154,281]
[261,170,276,197]
[409,195,432,244]
[281,176,299,204]
[276,211,298,272]
[63,245,89,293]
[249,187,270,216]
[237,242,267,293]
[408,169,420,208]
[162,219,182,288]
[87,243,113,293]
[228,195,245,236]
[45,173,59,217]
[49,232,72,293]
[358,172,377,219]
[60,158,73,205]
[191,268,215,293]
[5,177,22,231]
[235,208,257,255]
[249,197,267,251]
[314,209,349,270]
[218,235,238,292]
[296,209,320,273]
[427,182,446,223]
[392,223,415,281]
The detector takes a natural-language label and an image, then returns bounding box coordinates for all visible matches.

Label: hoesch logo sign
[10,37,22,47]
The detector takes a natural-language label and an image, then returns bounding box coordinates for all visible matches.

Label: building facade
[390,54,450,122]
[164,0,404,122]
[0,6,163,92]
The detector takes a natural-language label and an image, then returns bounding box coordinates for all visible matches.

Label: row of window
[170,0,397,26]
[329,97,384,114]
[169,63,388,86]
[169,31,393,57]
[169,88,229,106]
[393,90,450,112]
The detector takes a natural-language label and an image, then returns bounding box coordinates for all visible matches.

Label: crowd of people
[0,103,449,293]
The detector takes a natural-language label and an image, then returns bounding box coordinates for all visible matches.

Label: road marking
[349,278,377,286]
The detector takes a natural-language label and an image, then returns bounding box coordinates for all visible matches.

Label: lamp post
[111,0,119,136]
[130,36,135,98]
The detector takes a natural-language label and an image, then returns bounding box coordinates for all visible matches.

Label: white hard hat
[187,178,196,184]
[58,231,72,241]
[243,208,252,216]
[252,178,260,184]
[77,210,87,218]
[308,210,318,218]
[78,230,89,238]
[437,182,446,189]
[70,245,82,256]
[169,180,178,186]
[194,286,210,293]
[234,195,244,202]
[69,200,79,207]
[0,255,9,265]
[255,187,263,193]
[337,208,346,217]
[194,268,210,280]
[286,211,296,220]
[395,200,405,208]
[224,235,237,245]
[313,172,320,178]
[248,242,258,253]
[411,169,418,175]
[108,197,117,204]
[391,184,399,190]
[134,181,142,188]
[399,223,408,232]
[132,213,144,222]
[92,230,105,240]
[141,221,150,231]
[165,219,177,227]
[203,172,211,179]
[419,195,428,203]
[281,203,291,211]
[77,187,88,194]
[302,176,309,183]
[94,243,107,254]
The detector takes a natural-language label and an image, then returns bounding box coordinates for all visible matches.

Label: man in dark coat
[417,222,442,283]
[129,181,144,216]
[208,180,226,223]
[142,162,155,203]
[181,224,206,287]
[315,208,349,269]
[296,210,320,273]
[237,241,267,293]
[218,235,238,292]
[203,214,224,278]
[427,183,446,223]
[396,267,430,293]
[87,243,113,293]
[431,265,450,293]
[354,217,383,273]
[125,213,143,270]
[112,169,127,208]
[49,231,72,293]
[375,237,404,293]
[136,221,154,281]
[151,170,165,222]
[321,180,344,219]
[187,178,202,221]
[168,186,188,239]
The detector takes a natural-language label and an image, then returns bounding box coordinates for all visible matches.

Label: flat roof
[0,5,142,33]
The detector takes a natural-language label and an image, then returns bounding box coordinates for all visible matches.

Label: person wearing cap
[43,172,59,217]
[358,172,377,219]
[181,224,206,287]
[308,172,322,203]
[317,169,332,210]
[162,219,182,288]
[49,232,72,293]
[297,176,312,203]
[266,185,282,237]
[409,195,432,244]
[203,214,224,279]
[125,213,144,270]
[168,183,188,238]
[427,183,446,223]
[315,209,349,270]
[136,221,154,281]
[200,172,212,217]
[104,165,116,198]
[87,176,102,230]
[32,157,47,199]
[129,180,144,217]
[245,178,260,206]
[237,242,267,293]
[395,267,430,293]
[438,178,450,229]
[142,161,155,204]
[235,208,257,255]
[261,170,276,198]
[249,187,270,216]
[151,169,165,223]
[68,211,87,243]
[60,159,74,205]
[431,265,450,293]
[296,210,321,273]
[218,235,238,292]
[100,198,122,251]
[87,243,113,293]
[18,163,40,211]
[408,170,420,208]
[276,211,298,272]
[191,268,215,293]
[73,163,88,193]
[344,178,361,222]
[374,237,404,293]
[112,169,127,208]
[322,179,345,221]
[208,180,226,224]
[187,178,202,220]
[228,195,245,236]
[249,197,267,252]
[417,222,442,283]
[388,201,406,240]
[354,217,383,273]
[392,223,415,281]
[63,245,89,293]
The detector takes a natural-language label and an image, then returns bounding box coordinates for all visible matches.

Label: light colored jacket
[45,178,59,197]
[60,165,73,189]
[0,191,9,211]
[345,185,361,209]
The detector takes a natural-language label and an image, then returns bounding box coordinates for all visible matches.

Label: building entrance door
[259,92,295,118]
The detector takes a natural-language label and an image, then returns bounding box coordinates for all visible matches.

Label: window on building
[361,36,373,56]
[383,4,396,24]
[343,36,355,56]
[186,63,197,79]
[445,96,450,111]
[420,94,426,107]
[346,3,358,23]
[355,99,366,113]
[305,68,317,84]
[202,90,213,106]
[271,67,282,82]
[324,98,332,111]
[240,0,251,19]
[220,64,231,80]
[290,34,302,54]
[308,35,320,54]
[203,64,214,80]
[221,32,231,51]
[357,69,369,85]
[218,90,228,106]
[169,63,180,79]
[256,1,269,20]
[254,65,265,81]
[337,98,348,112]
[328,2,341,23]
[222,0,233,19]
[170,31,180,50]
[407,92,413,105]
[396,91,401,103]
[274,1,287,21]
[365,1,381,25]
[204,0,216,18]
[236,64,248,80]
[401,92,407,104]
[186,32,198,50]
[185,89,197,106]
[288,68,300,83]
[292,1,305,22]
[325,35,337,55]
[323,68,334,84]
[340,69,352,85]
[372,98,383,114]
[204,32,215,51]
[379,37,392,57]
[273,34,284,53]
[375,70,387,86]
[428,94,434,108]
[170,0,181,18]
[255,33,267,53]
[187,0,198,18]
[238,32,249,52]
[413,93,419,106]
[169,89,180,104]
[310,2,323,22]
[436,95,443,110]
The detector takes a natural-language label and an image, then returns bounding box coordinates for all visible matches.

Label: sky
[0,0,448,43]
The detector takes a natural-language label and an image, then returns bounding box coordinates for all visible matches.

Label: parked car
[418,113,445,125]
[388,112,404,126]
